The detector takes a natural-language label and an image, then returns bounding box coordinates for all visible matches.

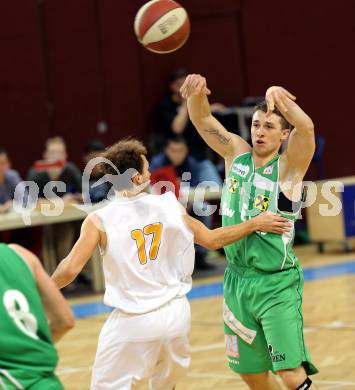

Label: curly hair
[100,138,147,190]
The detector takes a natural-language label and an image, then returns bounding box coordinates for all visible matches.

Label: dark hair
[84,140,106,154]
[165,134,188,147]
[0,147,7,156]
[253,101,293,130]
[100,138,147,190]
[169,68,188,83]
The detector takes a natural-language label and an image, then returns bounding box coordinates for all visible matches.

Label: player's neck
[252,150,278,169]
[115,185,150,199]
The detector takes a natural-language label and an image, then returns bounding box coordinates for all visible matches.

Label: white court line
[58,366,92,375]
[191,342,225,352]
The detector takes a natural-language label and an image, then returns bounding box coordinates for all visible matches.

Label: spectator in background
[27,137,82,264]
[150,135,221,270]
[82,140,112,204]
[27,136,82,201]
[0,148,24,213]
[157,68,227,160]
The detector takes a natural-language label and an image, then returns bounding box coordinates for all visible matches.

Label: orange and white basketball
[134,0,190,54]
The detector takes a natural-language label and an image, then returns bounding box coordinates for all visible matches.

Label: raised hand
[265,86,296,116]
[180,74,211,99]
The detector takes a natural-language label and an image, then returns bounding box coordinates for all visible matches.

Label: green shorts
[223,265,318,375]
[0,374,63,390]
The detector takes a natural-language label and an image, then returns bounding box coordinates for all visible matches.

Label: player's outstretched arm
[266,86,315,176]
[184,212,291,250]
[9,244,75,342]
[52,214,101,289]
[180,74,251,163]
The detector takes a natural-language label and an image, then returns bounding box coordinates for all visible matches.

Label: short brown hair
[253,101,293,130]
[100,138,147,190]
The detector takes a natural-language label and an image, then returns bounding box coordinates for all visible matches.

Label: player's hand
[180,74,211,99]
[252,212,292,234]
[265,86,296,116]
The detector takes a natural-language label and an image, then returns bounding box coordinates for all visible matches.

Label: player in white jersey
[52,139,291,390]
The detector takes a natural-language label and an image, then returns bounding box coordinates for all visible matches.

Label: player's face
[251,110,289,157]
[0,153,10,177]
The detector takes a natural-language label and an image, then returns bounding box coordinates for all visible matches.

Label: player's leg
[149,334,190,390]
[92,337,161,389]
[277,366,318,389]
[91,309,163,389]
[239,372,281,390]
[149,297,191,390]
[223,268,277,388]
[259,267,318,389]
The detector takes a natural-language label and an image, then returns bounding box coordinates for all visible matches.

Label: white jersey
[94,191,194,314]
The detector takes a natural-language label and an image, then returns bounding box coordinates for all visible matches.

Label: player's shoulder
[150,191,178,204]
[7,244,38,276]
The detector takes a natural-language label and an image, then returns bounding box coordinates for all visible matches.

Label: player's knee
[277,366,309,389]
[240,372,270,386]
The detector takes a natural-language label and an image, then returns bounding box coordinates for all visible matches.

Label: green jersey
[0,244,59,389]
[221,152,300,273]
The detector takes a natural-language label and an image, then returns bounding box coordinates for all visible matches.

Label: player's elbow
[67,265,80,281]
[63,312,75,331]
[205,234,221,251]
[209,241,223,251]
[52,311,75,336]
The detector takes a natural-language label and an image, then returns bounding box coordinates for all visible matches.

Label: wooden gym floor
[57,244,355,389]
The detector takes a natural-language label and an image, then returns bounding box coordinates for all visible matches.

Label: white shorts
[91,296,191,390]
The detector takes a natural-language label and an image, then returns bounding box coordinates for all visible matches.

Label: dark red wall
[0,0,354,178]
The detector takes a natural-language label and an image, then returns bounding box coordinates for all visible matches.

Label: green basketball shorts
[0,373,63,390]
[223,265,318,375]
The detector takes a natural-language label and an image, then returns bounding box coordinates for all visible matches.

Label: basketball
[134,0,190,54]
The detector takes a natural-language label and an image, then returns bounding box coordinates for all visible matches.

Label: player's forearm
[280,99,314,133]
[52,257,80,289]
[187,93,211,123]
[187,94,233,156]
[209,219,256,250]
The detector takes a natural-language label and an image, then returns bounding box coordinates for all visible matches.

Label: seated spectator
[0,148,23,213]
[156,68,226,183]
[82,140,112,204]
[150,136,221,270]
[27,136,82,202]
[27,137,82,264]
[151,135,222,186]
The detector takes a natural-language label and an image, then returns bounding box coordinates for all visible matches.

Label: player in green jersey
[0,243,74,389]
[181,75,317,390]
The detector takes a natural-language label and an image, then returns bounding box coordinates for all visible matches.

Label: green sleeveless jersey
[0,244,59,387]
[221,152,300,273]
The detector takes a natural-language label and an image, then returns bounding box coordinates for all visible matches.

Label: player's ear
[281,128,290,141]
[132,173,142,186]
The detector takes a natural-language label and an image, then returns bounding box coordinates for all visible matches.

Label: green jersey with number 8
[0,243,59,389]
